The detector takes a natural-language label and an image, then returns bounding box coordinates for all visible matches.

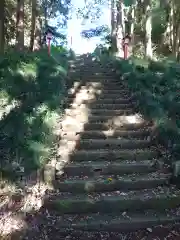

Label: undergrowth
[0,48,70,182]
[98,53,180,175]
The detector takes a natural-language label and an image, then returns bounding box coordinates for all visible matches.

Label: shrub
[0,49,70,181]
[105,56,180,174]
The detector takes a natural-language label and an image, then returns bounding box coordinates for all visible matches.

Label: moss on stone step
[83,122,151,131]
[61,161,157,176]
[76,139,150,150]
[54,173,170,193]
[89,103,133,110]
[70,149,157,162]
[61,129,151,140]
[37,210,180,232]
[44,188,180,214]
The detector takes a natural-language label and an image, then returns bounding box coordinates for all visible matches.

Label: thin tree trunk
[0,0,5,53]
[130,6,135,37]
[33,14,41,50]
[116,0,125,57]
[44,0,48,27]
[145,0,152,58]
[16,0,24,51]
[30,0,36,51]
[174,23,180,59]
[129,1,136,56]
[111,0,117,53]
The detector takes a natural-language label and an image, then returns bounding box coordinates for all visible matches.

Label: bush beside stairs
[41,56,180,235]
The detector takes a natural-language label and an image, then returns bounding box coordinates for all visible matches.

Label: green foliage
[124,0,134,7]
[0,48,71,181]
[103,55,180,173]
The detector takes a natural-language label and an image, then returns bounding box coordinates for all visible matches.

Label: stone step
[74,139,150,150]
[87,114,144,123]
[76,73,116,77]
[44,187,180,214]
[67,97,133,105]
[81,81,124,87]
[100,89,130,95]
[62,113,144,125]
[97,93,132,99]
[54,172,171,193]
[38,209,180,233]
[84,85,126,91]
[60,129,151,140]
[62,114,143,125]
[69,89,129,95]
[72,103,133,110]
[82,122,150,131]
[80,79,123,84]
[61,118,149,132]
[70,149,157,162]
[59,160,156,176]
[65,108,135,116]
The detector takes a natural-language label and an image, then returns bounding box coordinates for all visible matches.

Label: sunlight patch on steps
[107,114,144,126]
[55,84,93,179]
[0,212,26,236]
[0,182,48,238]
[67,83,102,109]
[101,130,115,137]
[70,90,97,105]
[68,81,81,95]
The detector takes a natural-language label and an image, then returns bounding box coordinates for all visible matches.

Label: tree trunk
[129,0,136,55]
[33,14,41,50]
[16,0,24,51]
[145,0,152,58]
[30,0,36,51]
[111,0,117,53]
[0,0,5,53]
[116,0,125,57]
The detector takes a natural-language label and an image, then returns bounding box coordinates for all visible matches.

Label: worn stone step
[75,139,150,150]
[68,89,129,95]
[61,122,150,132]
[85,85,126,91]
[87,114,144,123]
[61,117,148,132]
[54,172,171,193]
[67,97,133,105]
[78,73,116,77]
[98,89,130,95]
[81,81,124,87]
[70,103,133,110]
[92,98,133,105]
[60,129,151,140]
[80,79,123,84]
[62,114,144,125]
[89,103,133,110]
[65,108,135,116]
[60,160,156,176]
[82,121,150,131]
[89,109,136,116]
[61,113,144,126]
[70,149,157,162]
[44,187,180,214]
[38,210,180,233]
[98,93,132,99]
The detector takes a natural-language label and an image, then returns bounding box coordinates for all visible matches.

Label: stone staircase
[41,57,180,237]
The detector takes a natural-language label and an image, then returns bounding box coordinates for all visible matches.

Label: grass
[0,48,70,182]
[98,54,180,175]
